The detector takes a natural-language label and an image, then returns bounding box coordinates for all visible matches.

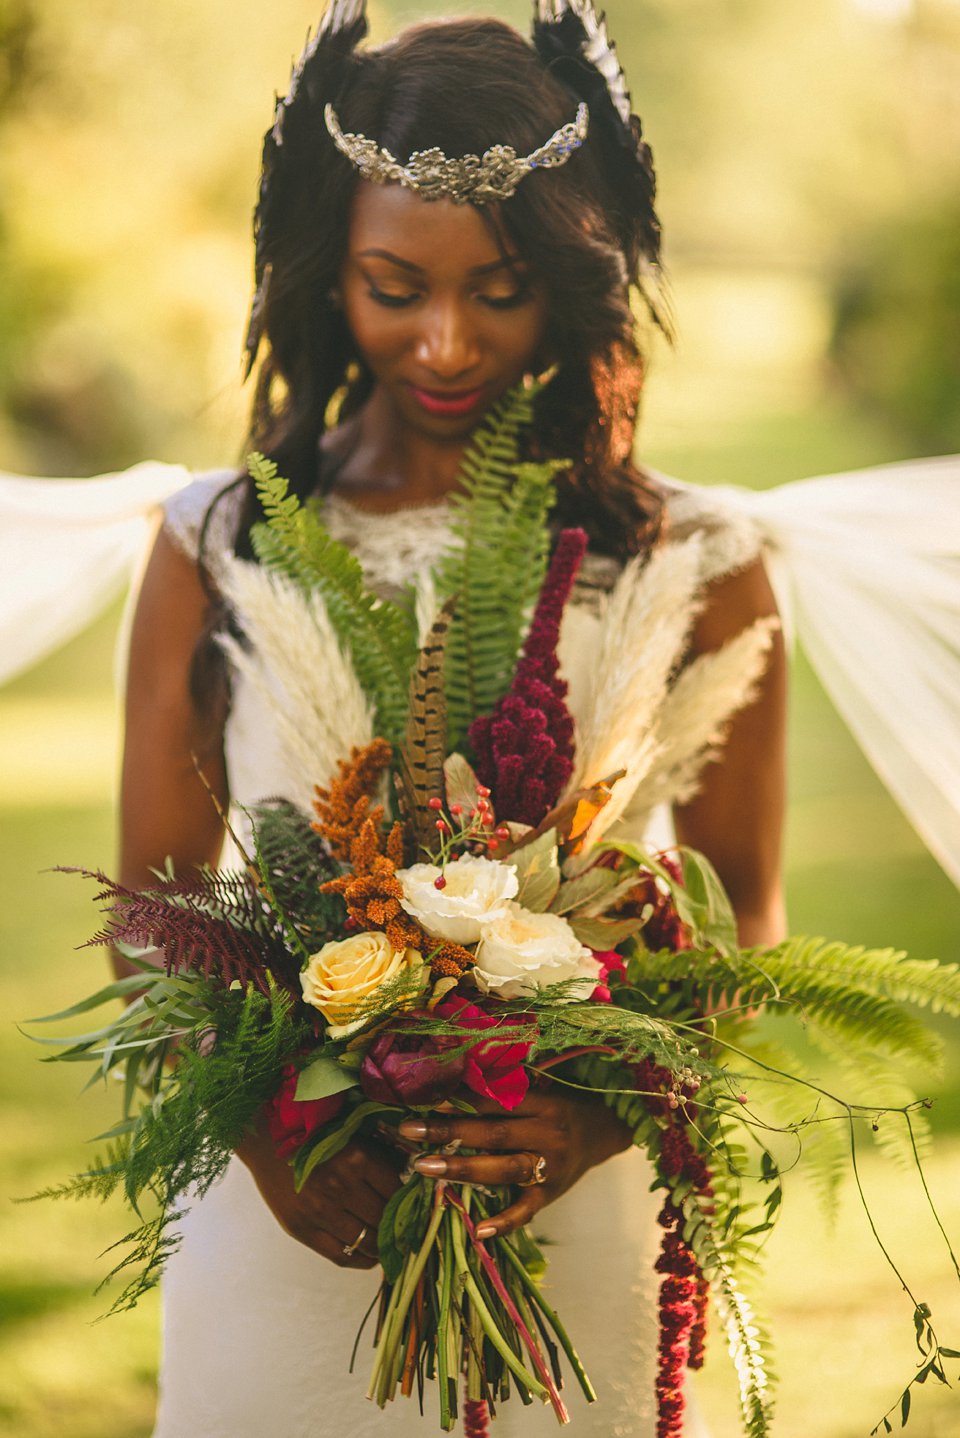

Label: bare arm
[119,522,398,1266]
[117,524,228,971]
[674,555,788,949]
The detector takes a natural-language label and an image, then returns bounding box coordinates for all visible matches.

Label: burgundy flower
[264,1063,346,1159]
[434,995,533,1111]
[590,948,627,1004]
[359,1020,467,1107]
[469,529,586,827]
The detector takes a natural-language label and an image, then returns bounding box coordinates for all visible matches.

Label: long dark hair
[235,16,667,556]
[194,16,669,716]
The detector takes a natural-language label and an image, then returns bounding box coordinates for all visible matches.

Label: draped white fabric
[1,454,958,891]
[667,457,960,887]
[0,463,190,685]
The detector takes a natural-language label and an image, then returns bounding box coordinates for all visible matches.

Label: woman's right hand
[235,1116,400,1269]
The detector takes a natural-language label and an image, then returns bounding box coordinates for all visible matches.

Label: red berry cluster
[634,1057,714,1438]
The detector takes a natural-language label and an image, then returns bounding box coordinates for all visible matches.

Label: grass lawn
[2,383,958,1437]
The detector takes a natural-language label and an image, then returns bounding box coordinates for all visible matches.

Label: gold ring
[342,1224,369,1256]
[518,1153,547,1188]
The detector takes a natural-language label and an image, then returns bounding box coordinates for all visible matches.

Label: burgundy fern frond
[469,528,586,827]
[61,868,300,998]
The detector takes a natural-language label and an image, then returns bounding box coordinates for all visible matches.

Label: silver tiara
[323,101,589,205]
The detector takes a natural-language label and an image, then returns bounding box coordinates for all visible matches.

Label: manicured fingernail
[476,1224,496,1239]
[413,1156,447,1176]
[399,1120,428,1139]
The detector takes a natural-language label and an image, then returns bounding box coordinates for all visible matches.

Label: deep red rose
[591,948,627,1004]
[434,995,533,1111]
[264,1063,346,1159]
[359,1021,467,1107]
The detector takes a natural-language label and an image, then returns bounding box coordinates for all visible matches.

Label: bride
[117,5,787,1435]
[9,1,957,1435]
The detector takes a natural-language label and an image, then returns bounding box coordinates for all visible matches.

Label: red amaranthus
[469,528,586,826]
[635,1058,714,1438]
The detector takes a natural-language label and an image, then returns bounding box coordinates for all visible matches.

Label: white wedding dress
[2,453,958,1436]
[150,471,709,1438]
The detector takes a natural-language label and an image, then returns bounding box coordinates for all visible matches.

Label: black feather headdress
[245,0,369,374]
[532,0,667,319]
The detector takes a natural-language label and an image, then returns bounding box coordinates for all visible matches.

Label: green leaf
[549,865,619,916]
[570,914,645,949]
[25,972,153,1023]
[900,1388,910,1426]
[508,829,560,912]
[295,1053,360,1102]
[680,848,738,956]
[294,1101,399,1189]
[247,452,417,743]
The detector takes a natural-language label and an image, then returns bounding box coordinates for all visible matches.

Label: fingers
[412,1149,546,1188]
[475,1187,550,1241]
[398,1112,550,1152]
[298,1217,380,1270]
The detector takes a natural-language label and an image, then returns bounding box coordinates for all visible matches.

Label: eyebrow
[356,247,524,277]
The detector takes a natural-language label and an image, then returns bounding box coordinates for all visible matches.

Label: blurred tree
[828,199,960,452]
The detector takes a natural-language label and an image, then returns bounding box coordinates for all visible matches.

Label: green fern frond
[432,385,565,747]
[630,938,960,1067]
[684,1197,776,1438]
[247,453,418,743]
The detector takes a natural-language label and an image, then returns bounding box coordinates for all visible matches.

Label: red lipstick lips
[409,384,487,418]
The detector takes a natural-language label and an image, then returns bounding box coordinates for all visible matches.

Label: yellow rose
[300,931,423,1037]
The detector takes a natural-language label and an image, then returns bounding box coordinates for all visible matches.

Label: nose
[414,294,481,381]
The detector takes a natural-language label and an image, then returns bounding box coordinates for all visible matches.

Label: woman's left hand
[397,1088,633,1239]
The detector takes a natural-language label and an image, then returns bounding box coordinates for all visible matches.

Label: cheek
[343,296,410,369]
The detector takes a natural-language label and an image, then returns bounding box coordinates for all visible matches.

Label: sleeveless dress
[149,473,735,1438]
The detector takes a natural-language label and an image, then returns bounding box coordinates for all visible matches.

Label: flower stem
[448,1193,551,1404]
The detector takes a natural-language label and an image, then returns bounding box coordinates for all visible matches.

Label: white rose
[300,931,423,1037]
[397,855,519,946]
[473,902,601,1000]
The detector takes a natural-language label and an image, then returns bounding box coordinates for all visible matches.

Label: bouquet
[29,386,960,1437]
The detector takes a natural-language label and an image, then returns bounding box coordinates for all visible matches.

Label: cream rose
[300,931,423,1037]
[397,855,518,946]
[472,902,600,1000]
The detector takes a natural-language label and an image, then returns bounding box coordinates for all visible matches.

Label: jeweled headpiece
[323,100,589,205]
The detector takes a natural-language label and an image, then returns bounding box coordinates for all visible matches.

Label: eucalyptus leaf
[507,829,560,912]
[549,866,619,916]
[680,849,738,956]
[295,1053,360,1102]
[569,914,645,949]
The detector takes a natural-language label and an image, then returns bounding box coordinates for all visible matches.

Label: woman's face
[340,182,550,440]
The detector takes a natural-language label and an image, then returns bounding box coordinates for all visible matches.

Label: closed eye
[367,283,419,308]
[478,289,530,310]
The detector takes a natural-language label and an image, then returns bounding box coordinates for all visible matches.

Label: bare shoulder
[689,556,780,656]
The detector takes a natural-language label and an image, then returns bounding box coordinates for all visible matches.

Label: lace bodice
[161,471,629,607]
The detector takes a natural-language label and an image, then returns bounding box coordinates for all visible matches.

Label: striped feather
[399,597,458,851]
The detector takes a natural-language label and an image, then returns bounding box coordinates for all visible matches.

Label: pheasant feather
[399,597,457,852]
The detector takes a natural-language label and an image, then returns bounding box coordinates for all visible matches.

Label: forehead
[346,181,516,272]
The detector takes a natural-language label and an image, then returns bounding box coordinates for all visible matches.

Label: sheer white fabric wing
[667,456,960,889]
[0,463,191,684]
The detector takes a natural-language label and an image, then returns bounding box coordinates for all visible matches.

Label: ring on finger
[518,1153,547,1188]
[342,1223,369,1257]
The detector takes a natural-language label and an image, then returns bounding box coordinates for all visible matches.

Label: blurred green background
[1,1,959,1435]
